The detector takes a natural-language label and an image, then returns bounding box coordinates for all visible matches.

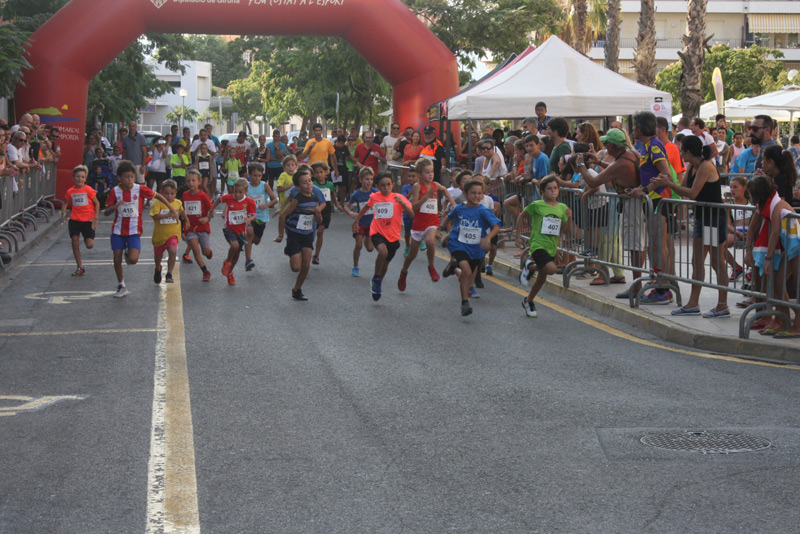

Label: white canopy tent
[730,85,800,136]
[444,35,672,120]
[672,98,794,123]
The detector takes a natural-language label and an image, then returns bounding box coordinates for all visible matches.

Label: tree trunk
[573,0,588,54]
[604,0,621,72]
[634,0,657,86]
[679,0,708,119]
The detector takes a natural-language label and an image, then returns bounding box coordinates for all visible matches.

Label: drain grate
[640,431,772,454]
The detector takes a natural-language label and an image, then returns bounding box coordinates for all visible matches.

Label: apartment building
[139,60,213,134]
[587,0,800,78]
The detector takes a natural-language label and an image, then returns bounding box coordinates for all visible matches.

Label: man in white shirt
[380,122,402,168]
[190,128,216,159]
[690,117,719,161]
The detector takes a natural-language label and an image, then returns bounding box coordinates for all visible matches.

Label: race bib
[420,199,438,214]
[120,202,137,218]
[159,208,177,225]
[228,209,246,226]
[374,202,393,219]
[458,225,481,244]
[251,195,264,208]
[185,201,202,216]
[332,174,342,184]
[198,161,210,170]
[321,188,331,202]
[541,216,561,236]
[297,214,314,231]
[71,192,89,207]
[228,170,240,180]
[360,202,373,216]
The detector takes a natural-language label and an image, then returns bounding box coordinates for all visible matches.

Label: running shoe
[202,270,211,282]
[640,290,674,305]
[474,275,484,289]
[182,253,194,264]
[245,259,255,271]
[442,259,457,278]
[398,271,407,292]
[154,267,162,284]
[461,302,473,316]
[114,284,129,298]
[485,265,493,276]
[292,288,308,301]
[71,267,85,277]
[227,273,236,286]
[351,267,360,277]
[702,307,731,318]
[729,266,744,282]
[522,298,537,317]
[311,256,319,265]
[371,276,382,301]
[165,273,173,284]
[420,241,427,251]
[519,259,533,286]
[469,287,479,298]
[428,265,440,282]
[221,260,232,276]
[403,246,410,257]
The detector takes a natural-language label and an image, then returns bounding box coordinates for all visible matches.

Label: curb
[0,217,63,279]
[490,255,800,366]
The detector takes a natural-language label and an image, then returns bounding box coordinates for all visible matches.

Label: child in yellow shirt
[150,179,184,283]
[275,154,298,209]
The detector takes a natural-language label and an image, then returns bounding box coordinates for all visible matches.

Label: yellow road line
[146,269,200,533]
[434,251,797,370]
[0,328,164,337]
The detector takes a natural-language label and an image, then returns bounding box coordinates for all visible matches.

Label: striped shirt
[107,184,155,236]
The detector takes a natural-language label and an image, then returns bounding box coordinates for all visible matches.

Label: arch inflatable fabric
[15,0,459,197]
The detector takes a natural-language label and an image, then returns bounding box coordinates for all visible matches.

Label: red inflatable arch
[15,0,459,197]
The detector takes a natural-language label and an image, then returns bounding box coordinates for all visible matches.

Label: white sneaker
[114,284,129,298]
[519,260,533,286]
[522,298,537,317]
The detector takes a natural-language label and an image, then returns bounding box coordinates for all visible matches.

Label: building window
[168,81,181,89]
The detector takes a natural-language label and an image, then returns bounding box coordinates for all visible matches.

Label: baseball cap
[423,125,435,134]
[599,128,626,145]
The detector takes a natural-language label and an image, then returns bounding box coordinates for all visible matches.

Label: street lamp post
[179,88,188,131]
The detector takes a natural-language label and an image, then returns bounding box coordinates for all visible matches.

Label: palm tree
[604,0,621,73]
[679,0,712,118]
[634,0,657,86]
[559,0,606,55]
[573,0,588,54]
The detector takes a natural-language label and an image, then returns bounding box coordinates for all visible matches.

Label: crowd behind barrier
[0,163,58,266]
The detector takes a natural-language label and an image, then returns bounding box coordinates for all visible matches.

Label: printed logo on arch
[151,0,167,9]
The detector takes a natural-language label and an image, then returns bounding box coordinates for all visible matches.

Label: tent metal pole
[467,120,473,169]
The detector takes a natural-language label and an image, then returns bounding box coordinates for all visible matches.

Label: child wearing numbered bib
[193,142,214,196]
[181,169,214,281]
[275,167,322,301]
[516,176,571,318]
[440,179,501,316]
[211,178,256,286]
[400,167,418,257]
[352,172,414,301]
[244,163,278,272]
[397,158,455,291]
[62,165,100,277]
[150,179,184,284]
[223,146,243,194]
[104,160,179,298]
[310,161,343,265]
[276,155,298,209]
[345,167,379,277]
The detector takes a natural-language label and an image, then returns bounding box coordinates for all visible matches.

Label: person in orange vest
[419,125,448,183]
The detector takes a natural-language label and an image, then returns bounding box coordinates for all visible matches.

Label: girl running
[345,167,379,277]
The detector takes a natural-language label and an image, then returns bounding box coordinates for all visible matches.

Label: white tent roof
[444,35,671,120]
[740,85,800,111]
[672,98,795,122]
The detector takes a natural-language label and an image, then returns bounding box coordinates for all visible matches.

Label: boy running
[516,176,572,317]
[104,160,178,298]
[275,154,298,208]
[211,177,256,285]
[182,169,214,281]
[310,161,343,265]
[223,146,243,194]
[62,165,100,276]
[193,142,214,195]
[352,172,414,301]
[244,163,278,271]
[440,179,501,315]
[344,167,379,277]
[401,167,418,256]
[274,167,322,301]
[150,179,183,284]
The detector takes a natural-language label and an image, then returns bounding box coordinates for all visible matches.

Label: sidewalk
[491,242,800,365]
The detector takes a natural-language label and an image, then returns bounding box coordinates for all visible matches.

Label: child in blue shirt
[401,167,418,257]
[345,167,379,277]
[440,179,501,316]
[244,163,278,271]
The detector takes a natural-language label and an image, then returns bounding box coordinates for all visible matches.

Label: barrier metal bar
[0,164,59,255]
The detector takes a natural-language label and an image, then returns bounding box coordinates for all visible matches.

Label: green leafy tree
[164,105,200,126]
[656,44,788,115]
[185,35,247,89]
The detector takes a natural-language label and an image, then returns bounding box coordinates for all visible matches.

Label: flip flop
[609,276,626,284]
[589,277,607,286]
[773,331,800,339]
[736,300,753,309]
[513,250,524,258]
[759,328,780,336]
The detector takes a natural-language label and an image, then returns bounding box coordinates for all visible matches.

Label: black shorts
[149,171,167,186]
[319,208,332,229]
[266,166,282,183]
[223,227,247,250]
[531,248,556,269]
[284,229,314,257]
[68,219,95,240]
[651,198,678,233]
[490,234,498,246]
[371,233,400,262]
[451,250,482,271]
[337,168,350,189]
[252,220,266,239]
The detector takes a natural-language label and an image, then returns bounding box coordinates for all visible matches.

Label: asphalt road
[1,210,799,533]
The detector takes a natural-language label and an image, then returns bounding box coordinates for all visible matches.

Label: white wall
[140,60,213,134]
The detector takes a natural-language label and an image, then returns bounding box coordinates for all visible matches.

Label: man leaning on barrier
[575,129,648,299]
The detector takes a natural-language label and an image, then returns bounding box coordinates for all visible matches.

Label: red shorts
[353,224,370,237]
[153,235,179,256]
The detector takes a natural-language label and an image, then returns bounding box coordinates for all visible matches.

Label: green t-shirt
[170,154,190,177]
[314,180,336,210]
[524,199,568,257]
[549,141,572,173]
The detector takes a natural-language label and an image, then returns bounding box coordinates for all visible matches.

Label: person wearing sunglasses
[748,114,778,172]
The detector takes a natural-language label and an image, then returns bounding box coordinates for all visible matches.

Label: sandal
[736,300,754,309]
[589,277,607,286]
[513,250,524,258]
[773,331,800,339]
[609,276,626,284]
[759,328,780,336]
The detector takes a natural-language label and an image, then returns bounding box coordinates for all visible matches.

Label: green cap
[600,128,626,145]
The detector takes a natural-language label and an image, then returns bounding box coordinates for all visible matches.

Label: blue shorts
[110,234,141,251]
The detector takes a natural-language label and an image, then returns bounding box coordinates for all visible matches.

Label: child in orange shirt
[62,165,100,276]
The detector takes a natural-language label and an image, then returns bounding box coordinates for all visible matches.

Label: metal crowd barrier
[0,163,58,268]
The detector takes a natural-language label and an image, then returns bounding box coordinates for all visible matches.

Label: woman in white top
[147,135,169,191]
[477,139,507,179]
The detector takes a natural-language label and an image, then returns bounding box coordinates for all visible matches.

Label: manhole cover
[640,431,771,454]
